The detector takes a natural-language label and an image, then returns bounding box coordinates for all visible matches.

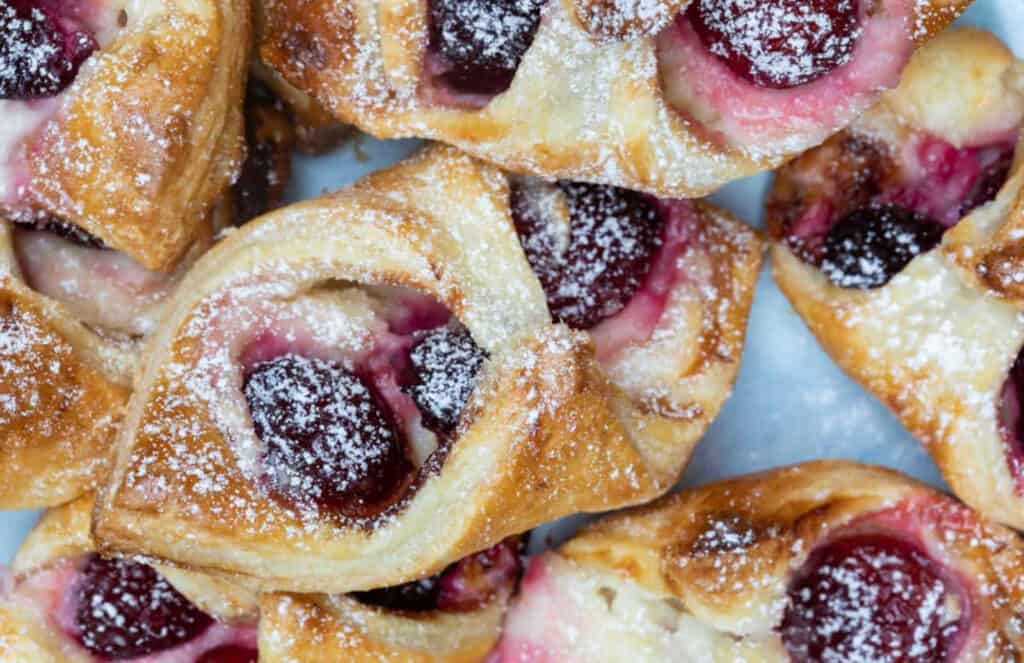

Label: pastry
[0,0,249,272]
[0,496,259,662]
[0,0,259,508]
[260,537,523,662]
[92,145,760,593]
[0,78,299,507]
[0,197,235,507]
[767,27,1024,528]
[492,461,1024,662]
[257,0,969,198]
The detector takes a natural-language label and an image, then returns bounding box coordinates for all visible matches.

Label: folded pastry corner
[767,26,1024,529]
[92,144,760,593]
[492,461,1024,662]
[257,0,969,198]
[0,0,250,272]
[260,537,523,662]
[0,496,259,662]
[0,24,304,510]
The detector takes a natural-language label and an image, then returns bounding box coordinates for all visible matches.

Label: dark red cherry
[407,327,487,435]
[245,353,414,518]
[196,645,259,663]
[353,538,523,613]
[512,181,663,330]
[686,0,861,89]
[820,204,943,289]
[0,0,97,100]
[14,217,106,249]
[781,534,964,663]
[73,555,213,659]
[427,0,545,97]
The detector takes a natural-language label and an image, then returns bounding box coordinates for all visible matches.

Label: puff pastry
[92,144,760,593]
[492,461,1024,662]
[767,27,1024,528]
[0,10,314,509]
[0,194,235,508]
[260,537,523,662]
[0,496,259,662]
[0,0,249,272]
[257,0,968,198]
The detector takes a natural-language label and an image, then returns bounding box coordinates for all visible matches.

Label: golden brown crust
[0,219,131,509]
[258,0,967,198]
[565,0,686,40]
[502,462,1024,660]
[11,496,259,620]
[93,145,759,593]
[768,28,1024,529]
[18,0,249,271]
[0,197,236,509]
[259,593,503,662]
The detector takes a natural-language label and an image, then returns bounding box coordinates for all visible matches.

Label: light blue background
[2,0,1018,561]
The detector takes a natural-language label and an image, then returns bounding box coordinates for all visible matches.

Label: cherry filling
[820,205,943,289]
[353,537,523,613]
[511,181,664,331]
[425,0,545,104]
[771,132,1018,289]
[0,0,97,100]
[241,294,489,521]
[196,645,259,663]
[407,327,488,435]
[685,0,861,90]
[244,353,414,519]
[72,555,213,659]
[998,347,1024,495]
[781,534,965,663]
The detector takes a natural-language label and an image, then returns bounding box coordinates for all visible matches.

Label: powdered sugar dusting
[408,327,487,434]
[244,353,411,518]
[688,0,862,89]
[782,534,964,662]
[431,0,544,74]
[572,0,673,40]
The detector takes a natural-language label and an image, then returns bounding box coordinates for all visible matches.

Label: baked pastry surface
[260,537,523,662]
[258,0,969,198]
[0,0,250,272]
[492,461,1024,662]
[0,497,259,662]
[767,27,1024,528]
[93,144,760,593]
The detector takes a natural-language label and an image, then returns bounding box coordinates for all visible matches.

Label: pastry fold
[0,497,258,662]
[258,0,967,198]
[493,461,1024,662]
[4,0,249,272]
[259,592,503,662]
[0,224,131,508]
[768,28,1024,529]
[93,145,760,593]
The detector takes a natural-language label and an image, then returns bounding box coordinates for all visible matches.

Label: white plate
[3,0,1019,562]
